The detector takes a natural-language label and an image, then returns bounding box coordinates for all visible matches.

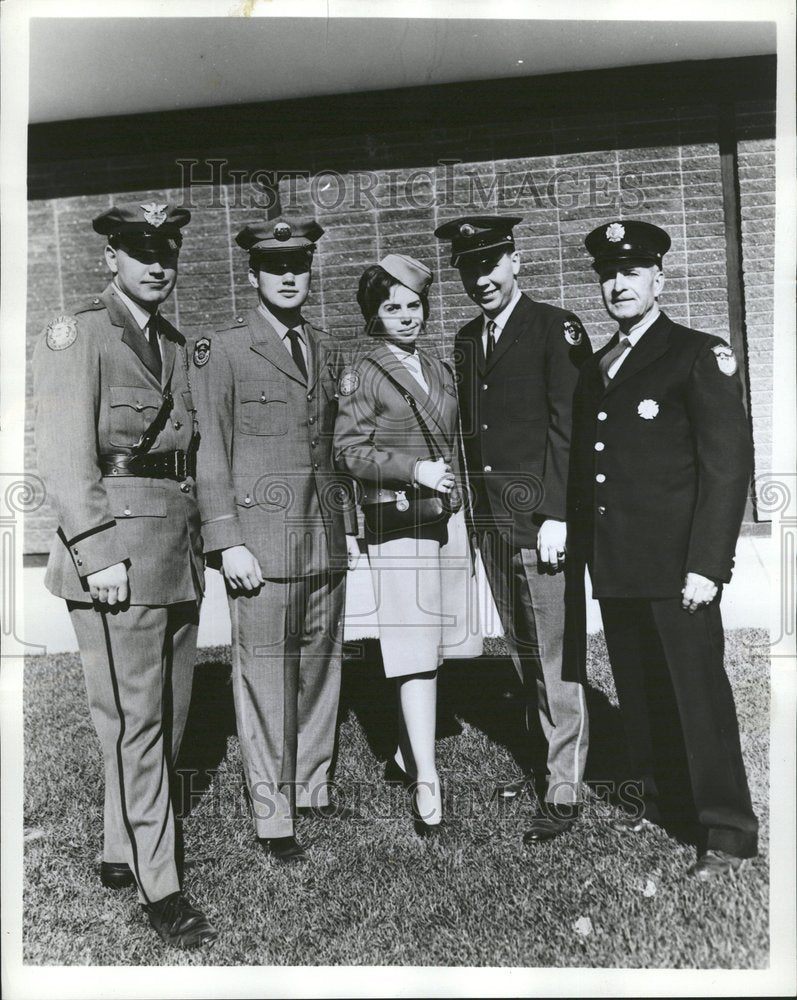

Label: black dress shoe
[296,801,361,820]
[687,849,745,881]
[100,861,136,890]
[259,835,308,863]
[522,814,575,845]
[143,892,218,949]
[384,757,414,789]
[411,789,444,839]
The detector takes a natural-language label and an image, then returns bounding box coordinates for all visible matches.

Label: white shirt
[112,282,162,359]
[481,287,522,355]
[258,303,309,369]
[386,342,429,393]
[607,305,661,379]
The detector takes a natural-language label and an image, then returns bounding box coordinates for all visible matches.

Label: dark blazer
[192,308,355,578]
[568,311,753,599]
[455,292,592,546]
[33,284,203,604]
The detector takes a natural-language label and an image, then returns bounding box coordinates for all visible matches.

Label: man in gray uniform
[193,216,358,864]
[33,202,217,948]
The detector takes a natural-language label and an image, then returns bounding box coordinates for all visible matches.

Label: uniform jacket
[33,284,203,604]
[454,292,592,546]
[333,341,461,495]
[192,307,355,577]
[568,311,753,599]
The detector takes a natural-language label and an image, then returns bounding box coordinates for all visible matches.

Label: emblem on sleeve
[637,399,659,420]
[45,315,78,351]
[193,337,211,367]
[339,369,360,396]
[563,319,584,346]
[711,345,738,376]
[606,222,625,242]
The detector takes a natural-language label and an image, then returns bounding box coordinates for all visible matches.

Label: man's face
[458,248,520,317]
[599,263,664,330]
[105,242,179,309]
[248,251,312,312]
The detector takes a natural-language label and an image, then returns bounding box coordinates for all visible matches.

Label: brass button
[260,392,266,402]
[309,416,316,424]
[594,442,605,451]
[76,558,83,566]
[313,462,319,470]
[244,495,252,505]
[482,383,489,390]
[484,465,492,472]
[123,508,131,516]
[135,403,144,412]
[180,483,191,494]
[236,315,244,323]
[598,506,606,515]
[173,420,182,430]
[481,423,488,430]
[307,394,313,401]
[597,411,607,421]
[311,439,318,448]
[595,474,606,483]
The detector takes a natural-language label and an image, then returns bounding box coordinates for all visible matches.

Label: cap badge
[637,399,659,420]
[45,315,78,351]
[563,319,584,346]
[459,223,476,237]
[711,344,738,376]
[338,368,360,396]
[273,222,292,241]
[140,203,168,227]
[606,222,625,242]
[193,336,211,368]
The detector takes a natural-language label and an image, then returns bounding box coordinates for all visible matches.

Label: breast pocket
[108,386,164,448]
[237,380,288,436]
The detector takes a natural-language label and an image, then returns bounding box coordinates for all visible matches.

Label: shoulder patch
[193,336,211,368]
[711,344,738,376]
[563,318,585,346]
[45,315,78,351]
[338,368,360,396]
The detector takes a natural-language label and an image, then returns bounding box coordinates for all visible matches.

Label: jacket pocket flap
[110,485,167,518]
[238,380,286,404]
[109,386,162,411]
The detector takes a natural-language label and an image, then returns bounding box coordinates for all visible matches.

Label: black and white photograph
[1,1,795,996]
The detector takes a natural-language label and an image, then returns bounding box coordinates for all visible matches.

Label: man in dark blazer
[33,202,216,948]
[435,216,592,843]
[570,219,758,879]
[192,216,359,865]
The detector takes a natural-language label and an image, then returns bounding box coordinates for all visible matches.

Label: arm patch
[46,315,78,351]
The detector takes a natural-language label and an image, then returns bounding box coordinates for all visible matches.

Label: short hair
[356,264,430,336]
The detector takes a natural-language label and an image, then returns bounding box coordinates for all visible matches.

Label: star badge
[140,203,168,227]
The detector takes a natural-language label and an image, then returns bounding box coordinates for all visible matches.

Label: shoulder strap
[364,357,440,461]
[131,374,174,456]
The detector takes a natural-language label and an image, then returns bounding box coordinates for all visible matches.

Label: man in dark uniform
[33,203,217,947]
[570,219,758,879]
[192,216,359,865]
[434,216,592,843]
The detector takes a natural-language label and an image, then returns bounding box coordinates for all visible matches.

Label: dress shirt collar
[257,302,304,341]
[622,304,661,346]
[483,287,522,338]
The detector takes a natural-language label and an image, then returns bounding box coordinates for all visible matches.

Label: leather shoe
[296,801,361,820]
[522,814,575,844]
[100,861,136,890]
[609,814,655,835]
[687,849,744,881]
[143,892,218,949]
[259,835,308,864]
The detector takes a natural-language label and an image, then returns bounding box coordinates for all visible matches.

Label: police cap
[93,201,190,251]
[236,215,324,256]
[585,220,671,272]
[434,215,523,267]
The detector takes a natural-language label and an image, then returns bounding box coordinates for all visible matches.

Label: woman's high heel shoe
[411,783,444,838]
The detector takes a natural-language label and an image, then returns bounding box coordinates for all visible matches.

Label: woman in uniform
[334,254,480,834]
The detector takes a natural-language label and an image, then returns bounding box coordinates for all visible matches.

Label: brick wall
[25,61,776,553]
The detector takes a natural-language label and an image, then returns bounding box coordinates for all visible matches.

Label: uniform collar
[257,301,305,340]
[112,281,155,332]
[483,286,522,335]
[622,304,661,346]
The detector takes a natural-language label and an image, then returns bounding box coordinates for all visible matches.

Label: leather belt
[99,450,194,482]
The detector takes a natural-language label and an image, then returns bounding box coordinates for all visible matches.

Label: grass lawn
[23,630,769,967]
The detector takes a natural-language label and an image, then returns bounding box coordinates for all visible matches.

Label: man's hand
[346,534,361,570]
[681,572,718,613]
[221,545,265,592]
[86,562,129,606]
[537,518,567,570]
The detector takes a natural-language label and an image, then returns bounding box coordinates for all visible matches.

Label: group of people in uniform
[33,201,758,950]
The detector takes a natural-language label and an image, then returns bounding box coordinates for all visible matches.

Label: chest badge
[339,368,360,396]
[637,399,659,420]
[563,319,584,346]
[193,336,211,367]
[711,344,738,376]
[46,315,78,351]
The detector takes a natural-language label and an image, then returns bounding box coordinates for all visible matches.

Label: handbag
[359,357,462,539]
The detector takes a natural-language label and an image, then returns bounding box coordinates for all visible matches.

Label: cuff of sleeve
[202,515,244,554]
[68,525,129,578]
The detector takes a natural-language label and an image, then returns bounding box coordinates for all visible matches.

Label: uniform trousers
[600,596,758,858]
[68,600,199,905]
[228,571,345,839]
[479,532,589,806]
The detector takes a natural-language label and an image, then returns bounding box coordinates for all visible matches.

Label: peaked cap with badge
[584,219,671,272]
[93,201,191,250]
[236,215,324,259]
[434,215,523,267]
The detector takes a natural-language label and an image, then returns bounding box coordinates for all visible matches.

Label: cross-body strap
[364,357,440,461]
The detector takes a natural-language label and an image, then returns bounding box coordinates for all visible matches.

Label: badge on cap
[339,368,360,396]
[563,318,584,346]
[193,337,211,368]
[459,223,476,237]
[637,399,659,420]
[141,203,168,228]
[273,222,292,242]
[46,315,78,351]
[711,344,737,376]
[606,223,625,242]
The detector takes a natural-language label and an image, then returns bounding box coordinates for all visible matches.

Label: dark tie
[285,328,308,382]
[146,314,162,381]
[598,334,631,388]
[485,320,497,365]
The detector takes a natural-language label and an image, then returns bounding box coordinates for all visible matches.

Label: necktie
[146,315,162,381]
[285,328,308,382]
[598,334,631,388]
[485,320,497,365]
